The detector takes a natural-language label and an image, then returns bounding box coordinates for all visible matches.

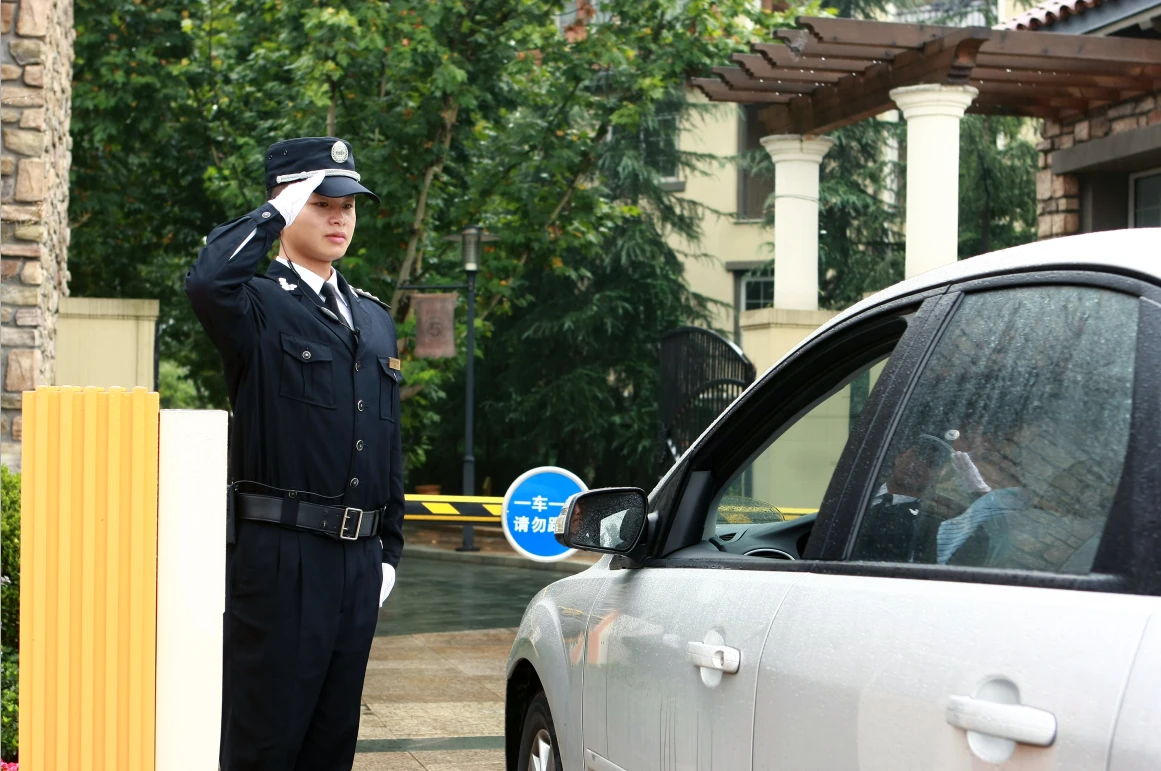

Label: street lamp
[444,224,498,551]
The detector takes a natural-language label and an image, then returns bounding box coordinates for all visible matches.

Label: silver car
[505,229,1161,771]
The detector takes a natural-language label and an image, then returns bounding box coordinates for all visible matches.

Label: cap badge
[330,141,349,163]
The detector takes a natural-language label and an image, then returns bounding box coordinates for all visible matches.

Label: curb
[401,544,597,574]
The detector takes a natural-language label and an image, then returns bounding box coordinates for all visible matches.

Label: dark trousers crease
[221,521,382,771]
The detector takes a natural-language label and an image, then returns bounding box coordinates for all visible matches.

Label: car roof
[650,228,1161,499]
[820,228,1161,361]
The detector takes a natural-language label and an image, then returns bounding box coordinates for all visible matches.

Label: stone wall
[1036,92,1161,239]
[0,0,73,470]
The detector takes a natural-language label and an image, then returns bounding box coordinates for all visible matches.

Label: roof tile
[997,0,1112,30]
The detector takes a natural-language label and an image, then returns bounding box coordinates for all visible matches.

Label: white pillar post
[890,84,978,278]
[760,134,835,311]
[156,409,229,771]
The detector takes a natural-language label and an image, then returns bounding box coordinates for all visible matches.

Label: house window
[643,113,681,183]
[738,105,775,220]
[1130,168,1161,228]
[743,268,774,310]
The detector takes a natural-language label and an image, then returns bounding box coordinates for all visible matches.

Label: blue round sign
[502,466,587,562]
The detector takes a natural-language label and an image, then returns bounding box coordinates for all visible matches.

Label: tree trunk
[327,81,337,137]
[390,98,461,316]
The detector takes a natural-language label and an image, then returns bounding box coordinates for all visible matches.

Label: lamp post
[445,225,497,551]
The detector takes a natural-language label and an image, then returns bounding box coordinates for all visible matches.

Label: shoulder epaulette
[352,286,391,311]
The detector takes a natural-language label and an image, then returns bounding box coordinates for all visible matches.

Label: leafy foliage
[958,115,1039,257]
[1,650,14,762]
[157,360,202,409]
[70,0,230,407]
[1,466,19,762]
[1,467,18,651]
[818,119,907,309]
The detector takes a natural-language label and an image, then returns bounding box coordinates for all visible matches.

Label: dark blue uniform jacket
[185,201,405,567]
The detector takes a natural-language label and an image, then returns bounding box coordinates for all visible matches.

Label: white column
[156,409,229,771]
[760,134,835,311]
[890,84,978,278]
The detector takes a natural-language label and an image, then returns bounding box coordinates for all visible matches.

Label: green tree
[818,119,907,309]
[71,0,815,487]
[70,1,231,407]
[958,115,1039,257]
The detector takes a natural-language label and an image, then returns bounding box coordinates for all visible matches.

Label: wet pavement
[355,627,513,770]
[376,554,565,637]
[356,554,584,770]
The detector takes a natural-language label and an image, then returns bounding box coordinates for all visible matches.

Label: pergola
[690,17,1161,310]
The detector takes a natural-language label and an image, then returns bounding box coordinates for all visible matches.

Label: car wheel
[517,692,562,771]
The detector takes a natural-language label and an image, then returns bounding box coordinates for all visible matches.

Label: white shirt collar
[277,257,343,302]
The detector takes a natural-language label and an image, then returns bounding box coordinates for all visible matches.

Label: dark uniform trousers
[186,201,405,771]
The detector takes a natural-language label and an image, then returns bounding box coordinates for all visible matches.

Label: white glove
[270,171,326,227]
[951,451,992,495]
[379,563,396,607]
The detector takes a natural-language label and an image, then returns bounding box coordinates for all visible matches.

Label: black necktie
[320,283,346,328]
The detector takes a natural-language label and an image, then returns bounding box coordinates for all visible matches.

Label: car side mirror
[554,487,648,555]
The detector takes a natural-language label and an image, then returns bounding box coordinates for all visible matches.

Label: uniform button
[355,361,361,371]
[357,400,365,411]
[302,350,311,360]
[262,211,272,219]
[350,477,359,488]
[356,440,364,451]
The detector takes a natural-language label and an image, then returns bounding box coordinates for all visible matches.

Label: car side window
[712,355,891,531]
[849,285,1138,574]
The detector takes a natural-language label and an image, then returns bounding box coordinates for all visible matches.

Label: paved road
[357,556,577,770]
[376,554,565,637]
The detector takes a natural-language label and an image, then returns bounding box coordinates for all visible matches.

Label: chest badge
[388,357,401,371]
[279,277,298,291]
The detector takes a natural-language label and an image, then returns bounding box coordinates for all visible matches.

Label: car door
[753,276,1161,770]
[581,297,937,771]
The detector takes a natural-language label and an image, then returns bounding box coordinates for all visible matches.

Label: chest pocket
[378,357,401,421]
[279,333,336,409]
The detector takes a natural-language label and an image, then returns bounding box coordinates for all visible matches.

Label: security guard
[185,137,404,771]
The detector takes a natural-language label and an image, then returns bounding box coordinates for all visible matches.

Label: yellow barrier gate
[20,386,160,771]
[404,494,504,524]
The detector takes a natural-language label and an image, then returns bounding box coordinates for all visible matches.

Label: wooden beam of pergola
[974,53,1161,79]
[690,79,794,104]
[713,67,824,94]
[804,17,1161,65]
[731,53,846,84]
[690,16,1161,137]
[775,30,904,61]
[971,67,1161,92]
[752,44,879,73]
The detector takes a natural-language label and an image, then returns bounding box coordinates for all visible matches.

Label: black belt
[235,491,383,541]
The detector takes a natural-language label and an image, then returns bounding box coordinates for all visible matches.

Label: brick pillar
[1,0,73,470]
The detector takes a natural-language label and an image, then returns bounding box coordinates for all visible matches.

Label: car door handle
[686,641,740,674]
[946,695,1057,747]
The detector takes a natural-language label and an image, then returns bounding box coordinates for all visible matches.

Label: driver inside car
[854,437,949,562]
[855,427,1016,564]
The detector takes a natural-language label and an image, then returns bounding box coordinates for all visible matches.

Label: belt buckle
[340,507,364,541]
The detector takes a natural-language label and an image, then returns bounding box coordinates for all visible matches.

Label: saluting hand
[270,170,327,227]
[951,451,992,495]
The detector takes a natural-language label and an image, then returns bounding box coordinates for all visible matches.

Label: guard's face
[281,192,357,263]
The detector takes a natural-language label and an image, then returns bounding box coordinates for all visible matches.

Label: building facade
[1,0,74,470]
[1002,0,1161,236]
